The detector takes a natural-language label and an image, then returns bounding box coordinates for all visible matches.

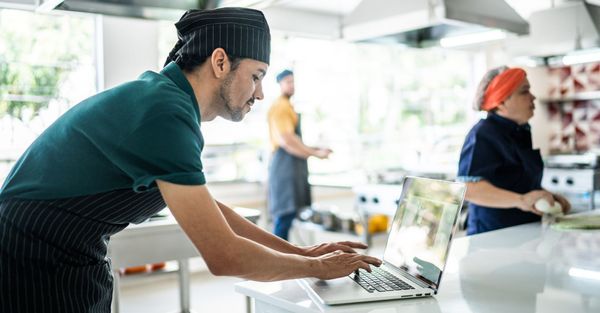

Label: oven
[542,153,600,212]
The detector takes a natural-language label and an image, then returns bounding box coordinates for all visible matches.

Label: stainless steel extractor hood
[585,1,600,37]
[508,1,600,66]
[343,0,528,47]
[37,0,218,20]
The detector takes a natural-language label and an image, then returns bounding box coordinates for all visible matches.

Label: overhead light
[569,267,600,281]
[440,30,507,48]
[561,48,600,66]
[513,56,546,68]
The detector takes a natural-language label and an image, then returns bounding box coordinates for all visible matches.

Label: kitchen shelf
[539,90,600,103]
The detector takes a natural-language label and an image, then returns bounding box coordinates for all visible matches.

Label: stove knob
[566,177,574,186]
[551,177,559,184]
[372,197,379,204]
[359,195,367,203]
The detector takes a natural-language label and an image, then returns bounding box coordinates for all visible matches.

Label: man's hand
[312,250,381,280]
[301,241,368,257]
[314,148,332,159]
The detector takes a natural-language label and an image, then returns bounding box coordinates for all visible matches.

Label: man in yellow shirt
[267,70,332,240]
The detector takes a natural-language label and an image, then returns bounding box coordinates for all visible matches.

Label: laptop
[299,176,466,305]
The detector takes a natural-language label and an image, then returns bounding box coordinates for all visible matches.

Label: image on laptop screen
[383,177,465,289]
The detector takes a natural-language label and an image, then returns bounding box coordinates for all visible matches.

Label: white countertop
[236,217,600,313]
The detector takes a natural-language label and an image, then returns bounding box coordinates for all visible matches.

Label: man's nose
[254,83,264,100]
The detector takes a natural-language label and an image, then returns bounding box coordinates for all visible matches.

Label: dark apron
[268,114,311,218]
[0,188,166,313]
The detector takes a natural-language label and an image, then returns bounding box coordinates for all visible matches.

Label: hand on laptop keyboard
[301,241,369,257]
[351,268,415,293]
[312,250,382,280]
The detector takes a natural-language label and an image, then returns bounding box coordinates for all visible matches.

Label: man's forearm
[225,234,319,281]
[216,200,304,255]
[159,181,315,280]
[279,133,315,159]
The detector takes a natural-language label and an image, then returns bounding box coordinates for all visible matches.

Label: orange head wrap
[481,68,526,111]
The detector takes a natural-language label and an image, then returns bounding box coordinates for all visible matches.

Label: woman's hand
[552,193,571,214]
[312,250,381,280]
[518,190,555,216]
[301,241,368,257]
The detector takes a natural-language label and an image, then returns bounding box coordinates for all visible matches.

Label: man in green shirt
[0,7,380,313]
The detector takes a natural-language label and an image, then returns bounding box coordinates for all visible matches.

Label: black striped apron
[0,189,166,313]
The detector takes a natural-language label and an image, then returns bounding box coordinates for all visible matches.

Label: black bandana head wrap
[164,7,271,67]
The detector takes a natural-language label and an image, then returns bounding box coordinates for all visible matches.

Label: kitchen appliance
[542,153,600,211]
[352,184,404,216]
[343,0,528,47]
[351,184,403,244]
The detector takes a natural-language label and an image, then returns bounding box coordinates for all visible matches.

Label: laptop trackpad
[305,277,372,302]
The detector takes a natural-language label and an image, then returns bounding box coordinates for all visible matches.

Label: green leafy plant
[0,62,66,123]
[0,9,88,125]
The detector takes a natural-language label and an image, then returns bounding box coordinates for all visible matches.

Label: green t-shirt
[0,62,206,200]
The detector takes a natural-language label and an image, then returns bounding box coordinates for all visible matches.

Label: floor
[119,271,247,313]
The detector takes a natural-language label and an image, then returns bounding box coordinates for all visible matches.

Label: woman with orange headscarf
[457,66,570,235]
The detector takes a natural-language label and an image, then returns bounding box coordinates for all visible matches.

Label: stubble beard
[219,72,245,122]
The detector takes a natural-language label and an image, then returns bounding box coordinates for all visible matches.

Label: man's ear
[210,48,230,79]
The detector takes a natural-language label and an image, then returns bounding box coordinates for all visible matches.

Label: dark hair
[165,37,243,73]
[175,51,242,73]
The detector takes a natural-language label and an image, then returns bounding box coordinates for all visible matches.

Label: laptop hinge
[385,263,435,290]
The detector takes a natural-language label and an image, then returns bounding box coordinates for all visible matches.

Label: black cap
[164,7,271,67]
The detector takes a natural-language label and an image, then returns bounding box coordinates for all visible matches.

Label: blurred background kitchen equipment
[542,153,600,212]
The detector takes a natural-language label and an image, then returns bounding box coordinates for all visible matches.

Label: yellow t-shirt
[267,95,298,151]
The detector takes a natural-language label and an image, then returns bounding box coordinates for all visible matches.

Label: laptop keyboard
[350,267,415,293]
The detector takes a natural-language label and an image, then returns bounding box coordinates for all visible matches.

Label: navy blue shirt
[457,113,543,235]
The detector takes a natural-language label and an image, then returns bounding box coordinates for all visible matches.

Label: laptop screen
[383,177,465,289]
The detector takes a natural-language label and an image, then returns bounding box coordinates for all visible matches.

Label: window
[0,9,97,185]
[267,36,478,186]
